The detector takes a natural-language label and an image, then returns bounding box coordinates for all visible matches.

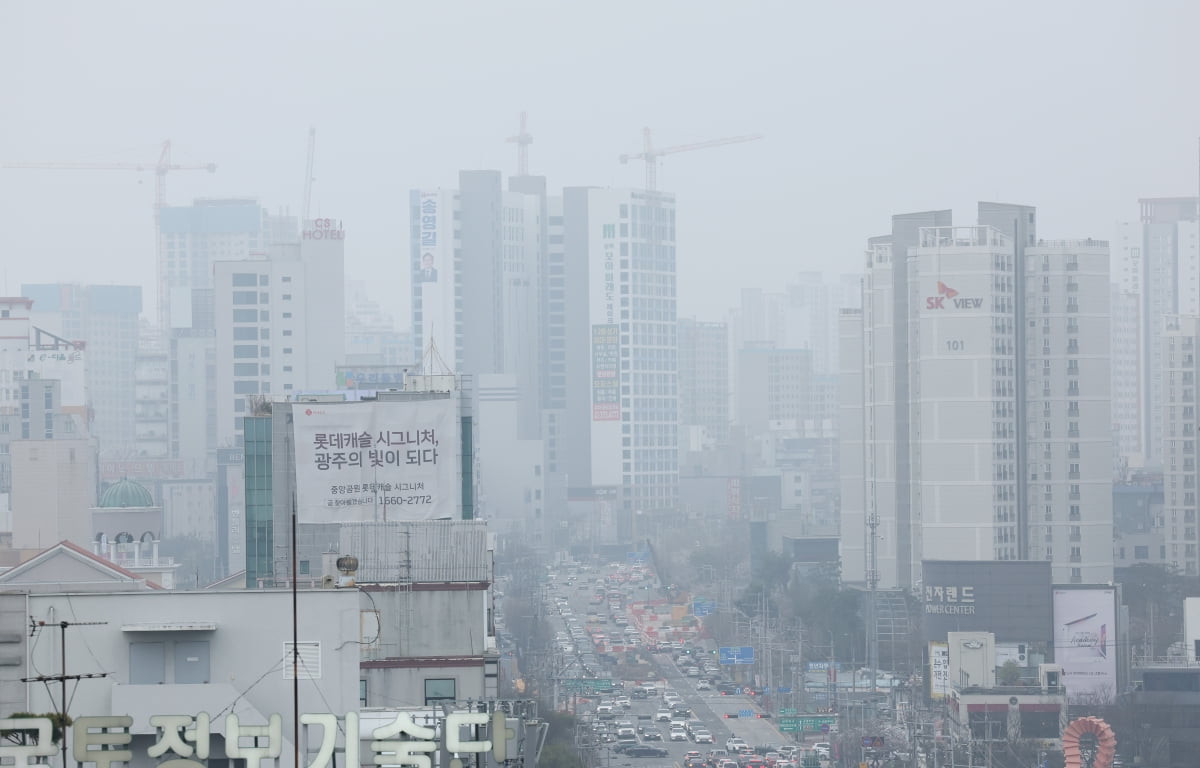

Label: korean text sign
[293,400,458,522]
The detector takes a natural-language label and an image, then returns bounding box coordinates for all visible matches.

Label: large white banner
[1053,587,1117,702]
[293,400,458,522]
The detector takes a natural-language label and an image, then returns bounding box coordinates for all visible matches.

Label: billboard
[1053,587,1118,702]
[922,560,1052,643]
[929,642,950,700]
[591,324,619,420]
[293,400,459,523]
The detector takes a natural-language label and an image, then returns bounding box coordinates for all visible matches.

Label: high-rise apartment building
[23,284,141,456]
[1113,198,1199,464]
[562,187,678,517]
[735,344,814,436]
[158,199,297,329]
[410,171,544,438]
[1161,315,1200,575]
[213,224,345,447]
[843,205,1113,587]
[678,319,729,444]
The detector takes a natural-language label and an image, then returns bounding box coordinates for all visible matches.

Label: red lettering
[926,296,944,309]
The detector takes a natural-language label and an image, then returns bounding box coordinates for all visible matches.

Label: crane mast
[618,127,763,192]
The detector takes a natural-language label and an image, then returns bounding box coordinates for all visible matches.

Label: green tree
[2,712,71,745]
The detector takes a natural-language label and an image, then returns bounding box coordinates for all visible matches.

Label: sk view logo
[926,281,982,310]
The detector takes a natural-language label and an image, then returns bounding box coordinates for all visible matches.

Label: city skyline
[3,2,1200,322]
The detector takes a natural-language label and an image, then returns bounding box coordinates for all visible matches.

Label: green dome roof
[99,478,154,508]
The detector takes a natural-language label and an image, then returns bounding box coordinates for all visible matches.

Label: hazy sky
[2,1,1198,322]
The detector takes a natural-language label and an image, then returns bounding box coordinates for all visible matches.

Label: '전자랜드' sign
[293,400,458,523]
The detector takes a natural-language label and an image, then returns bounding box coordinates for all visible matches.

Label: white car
[693,730,713,744]
[696,680,712,691]
[655,709,672,722]
[812,743,831,758]
[726,738,748,752]
[670,728,688,742]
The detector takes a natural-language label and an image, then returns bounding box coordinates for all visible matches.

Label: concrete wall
[23,588,360,765]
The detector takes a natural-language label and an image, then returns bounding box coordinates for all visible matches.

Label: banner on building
[293,400,458,522]
[929,642,949,700]
[591,324,620,421]
[1053,587,1117,702]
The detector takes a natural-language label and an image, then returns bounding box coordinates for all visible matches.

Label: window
[283,330,292,336]
[233,327,258,340]
[232,273,257,287]
[234,381,259,394]
[259,275,270,286]
[283,347,293,354]
[283,312,293,319]
[282,294,292,301]
[360,679,368,707]
[233,309,257,322]
[424,678,456,705]
[233,345,258,359]
[232,291,258,305]
[234,363,258,376]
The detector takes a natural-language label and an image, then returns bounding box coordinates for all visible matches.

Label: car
[686,666,701,676]
[812,743,831,758]
[693,731,713,744]
[670,717,689,729]
[696,680,712,691]
[596,703,613,714]
[720,761,739,768]
[685,752,703,762]
[670,728,688,742]
[726,738,748,752]
[706,749,730,764]
[624,745,670,758]
[615,696,632,708]
[763,752,781,765]
[685,760,705,768]
[717,683,742,695]
[743,759,765,768]
[631,688,649,699]
[655,709,672,722]
[642,730,663,741]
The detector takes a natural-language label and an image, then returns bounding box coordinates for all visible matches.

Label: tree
[997,660,1021,685]
[2,712,71,746]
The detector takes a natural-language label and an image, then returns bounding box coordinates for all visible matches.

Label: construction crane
[302,126,316,222]
[506,111,533,176]
[0,139,216,221]
[619,127,763,192]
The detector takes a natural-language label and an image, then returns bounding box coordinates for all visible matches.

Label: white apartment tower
[213,222,345,447]
[1113,197,1199,464]
[844,205,1114,588]
[1162,315,1200,575]
[562,187,678,517]
[1022,240,1113,584]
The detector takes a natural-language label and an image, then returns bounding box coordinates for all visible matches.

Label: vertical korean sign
[417,190,455,364]
[929,642,949,700]
[293,400,459,522]
[592,324,619,420]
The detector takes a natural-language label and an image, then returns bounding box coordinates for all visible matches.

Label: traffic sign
[862,736,885,749]
[719,646,756,665]
[739,709,753,718]
[779,708,797,716]
[692,598,716,617]
[562,678,614,694]
[776,686,792,693]
[778,715,836,733]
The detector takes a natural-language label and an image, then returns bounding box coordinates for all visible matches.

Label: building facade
[1161,315,1200,574]
[677,318,729,446]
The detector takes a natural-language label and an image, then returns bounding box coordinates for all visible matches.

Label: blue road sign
[739,709,753,718]
[692,598,716,617]
[718,646,756,665]
[776,686,792,693]
[626,551,650,563]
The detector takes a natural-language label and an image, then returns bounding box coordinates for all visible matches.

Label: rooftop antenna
[303,126,316,222]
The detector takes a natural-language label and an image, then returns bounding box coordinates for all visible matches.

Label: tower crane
[0,139,217,222]
[619,127,763,193]
[506,111,533,177]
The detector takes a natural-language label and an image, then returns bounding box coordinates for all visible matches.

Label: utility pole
[22,619,109,767]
